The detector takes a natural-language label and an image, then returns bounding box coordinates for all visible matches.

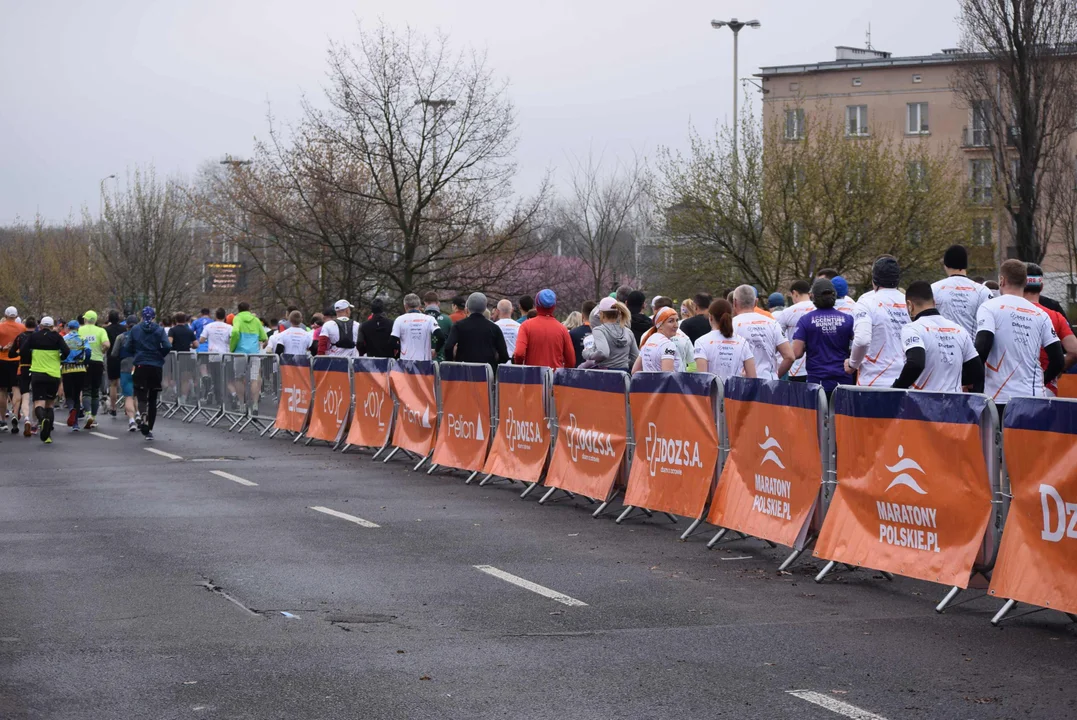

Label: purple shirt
[793,308,855,392]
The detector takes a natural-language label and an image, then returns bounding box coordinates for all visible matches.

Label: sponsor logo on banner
[403,404,432,429]
[445,412,486,441]
[362,387,387,428]
[643,422,703,477]
[284,386,309,415]
[875,445,939,553]
[1040,484,1077,542]
[504,406,543,451]
[322,385,346,419]
[753,426,791,521]
[566,413,615,464]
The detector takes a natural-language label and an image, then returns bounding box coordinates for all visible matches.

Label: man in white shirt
[832,276,857,314]
[931,244,992,335]
[267,310,314,355]
[774,279,814,382]
[847,256,910,387]
[975,259,1063,415]
[494,299,519,357]
[321,299,360,358]
[892,281,983,393]
[731,285,793,381]
[198,308,233,353]
[391,293,444,361]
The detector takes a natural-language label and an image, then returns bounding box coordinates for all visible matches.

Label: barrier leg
[413,453,429,472]
[371,444,389,461]
[520,482,539,499]
[662,513,679,524]
[464,471,479,485]
[382,447,401,463]
[426,463,439,475]
[936,586,962,614]
[706,528,728,549]
[990,598,1017,626]
[538,487,577,505]
[678,518,703,541]
[814,560,836,583]
[592,491,621,519]
[778,537,814,571]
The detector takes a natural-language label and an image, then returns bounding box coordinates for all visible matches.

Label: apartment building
[758,45,1077,301]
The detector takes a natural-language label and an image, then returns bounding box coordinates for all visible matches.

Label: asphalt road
[1,414,1074,720]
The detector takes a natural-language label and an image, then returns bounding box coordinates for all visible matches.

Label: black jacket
[679,314,711,344]
[358,314,395,358]
[630,312,653,346]
[444,313,509,370]
[569,324,592,367]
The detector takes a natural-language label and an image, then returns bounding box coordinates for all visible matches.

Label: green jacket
[229,311,267,353]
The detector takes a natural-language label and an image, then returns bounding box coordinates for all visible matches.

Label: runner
[357,299,395,358]
[21,316,69,444]
[583,298,638,372]
[0,306,26,433]
[125,307,172,439]
[731,285,794,381]
[774,280,813,382]
[11,316,36,435]
[975,259,1063,416]
[76,310,110,429]
[494,299,520,359]
[104,310,126,417]
[847,257,910,387]
[191,308,213,350]
[449,295,467,324]
[266,310,314,355]
[626,291,653,345]
[791,278,855,396]
[633,306,683,373]
[679,292,713,343]
[422,292,452,360]
[931,244,992,335]
[1023,263,1077,396]
[228,302,267,409]
[110,315,141,431]
[61,321,92,431]
[320,300,360,358]
[767,292,786,313]
[832,276,857,314]
[168,312,196,351]
[444,292,508,372]
[393,293,445,361]
[517,295,535,323]
[513,289,575,369]
[892,280,982,393]
[568,300,596,367]
[692,299,756,380]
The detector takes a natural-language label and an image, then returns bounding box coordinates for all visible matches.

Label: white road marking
[192,458,233,462]
[144,448,183,461]
[473,565,588,607]
[90,432,118,440]
[210,470,257,487]
[309,506,380,528]
[721,556,753,561]
[787,690,889,720]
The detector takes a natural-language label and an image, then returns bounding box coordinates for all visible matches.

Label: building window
[846,105,868,136]
[971,217,992,246]
[907,102,929,134]
[784,108,805,140]
[906,160,928,191]
[912,74,922,83]
[852,77,862,87]
[789,82,799,91]
[970,101,990,146]
[970,159,993,204]
[846,162,867,194]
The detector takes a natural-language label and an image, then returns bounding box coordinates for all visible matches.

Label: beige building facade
[758,46,1076,303]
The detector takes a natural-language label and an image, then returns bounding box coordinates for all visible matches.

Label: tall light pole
[710,18,761,154]
[414,98,456,169]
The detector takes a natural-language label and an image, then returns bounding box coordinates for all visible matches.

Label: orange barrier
[305,356,352,446]
[430,363,493,476]
[989,397,1077,622]
[542,369,629,506]
[273,354,312,435]
[1056,370,1077,399]
[482,365,552,485]
[620,372,720,522]
[706,378,825,552]
[342,358,393,452]
[388,360,438,460]
[814,388,994,588]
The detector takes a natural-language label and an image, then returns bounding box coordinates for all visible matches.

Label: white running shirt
[899,313,978,392]
[391,312,439,361]
[732,313,787,380]
[931,275,992,335]
[835,297,857,315]
[976,294,1059,403]
[321,318,361,358]
[852,288,910,387]
[495,318,519,357]
[267,326,314,356]
[693,331,752,381]
[199,320,232,353]
[775,300,814,377]
[639,333,684,372]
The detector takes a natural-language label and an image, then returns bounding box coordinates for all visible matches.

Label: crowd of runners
[2,243,1073,445]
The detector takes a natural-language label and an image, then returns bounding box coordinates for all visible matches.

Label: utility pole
[710,18,761,155]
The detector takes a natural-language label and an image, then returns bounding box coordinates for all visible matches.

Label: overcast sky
[0,0,961,224]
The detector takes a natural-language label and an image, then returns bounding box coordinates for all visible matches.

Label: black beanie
[943,244,968,271]
[872,257,901,289]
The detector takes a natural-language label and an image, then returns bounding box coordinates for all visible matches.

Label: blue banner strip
[497,364,545,386]
[554,367,628,394]
[439,363,489,384]
[630,371,714,398]
[312,356,350,374]
[353,357,391,375]
[393,360,436,377]
[723,377,820,410]
[834,387,984,425]
[280,354,309,368]
[1005,396,1077,435]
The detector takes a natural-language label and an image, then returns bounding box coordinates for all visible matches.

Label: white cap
[4,306,16,318]
[651,295,662,310]
[40,316,54,327]
[333,299,353,311]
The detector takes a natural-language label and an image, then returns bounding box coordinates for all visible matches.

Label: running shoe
[143,429,154,441]
[67,409,77,427]
[109,409,117,417]
[23,422,32,438]
[71,424,80,432]
[128,419,137,432]
[0,419,7,432]
[10,419,18,434]
[84,416,97,430]
[40,418,52,443]
[139,422,149,437]
[44,436,52,444]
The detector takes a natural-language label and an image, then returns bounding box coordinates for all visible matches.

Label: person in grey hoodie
[582,297,638,372]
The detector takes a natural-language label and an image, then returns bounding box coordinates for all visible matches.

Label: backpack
[333,318,356,350]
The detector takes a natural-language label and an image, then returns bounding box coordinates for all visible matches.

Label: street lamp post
[710,18,761,154]
[414,98,456,169]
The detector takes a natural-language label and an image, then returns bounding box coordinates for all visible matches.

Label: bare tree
[557,152,646,299]
[88,165,201,313]
[954,0,1077,262]
[0,217,104,318]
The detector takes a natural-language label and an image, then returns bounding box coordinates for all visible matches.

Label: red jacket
[512,308,576,368]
